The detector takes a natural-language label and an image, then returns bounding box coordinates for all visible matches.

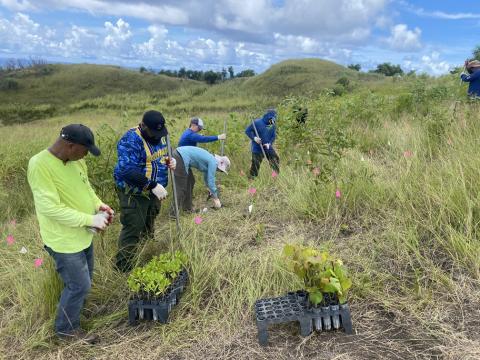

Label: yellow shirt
[27,150,102,253]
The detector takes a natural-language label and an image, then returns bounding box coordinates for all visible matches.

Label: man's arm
[203,160,218,197]
[188,132,219,143]
[79,160,103,211]
[245,122,256,141]
[461,71,480,82]
[27,160,94,227]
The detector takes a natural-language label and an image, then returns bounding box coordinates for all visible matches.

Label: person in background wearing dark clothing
[461,60,480,98]
[113,110,176,273]
[178,117,226,147]
[245,109,279,178]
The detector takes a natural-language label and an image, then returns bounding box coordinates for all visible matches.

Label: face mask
[140,125,162,145]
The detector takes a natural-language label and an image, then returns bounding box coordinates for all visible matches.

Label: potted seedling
[282,244,352,331]
[127,251,188,324]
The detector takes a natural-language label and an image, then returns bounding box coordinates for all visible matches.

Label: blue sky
[0,0,478,75]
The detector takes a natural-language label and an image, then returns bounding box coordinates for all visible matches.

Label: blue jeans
[44,244,94,335]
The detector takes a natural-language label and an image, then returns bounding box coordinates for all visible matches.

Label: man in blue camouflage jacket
[113,110,176,272]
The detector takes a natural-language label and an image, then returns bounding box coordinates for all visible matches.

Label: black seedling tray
[128,269,188,325]
[254,290,353,345]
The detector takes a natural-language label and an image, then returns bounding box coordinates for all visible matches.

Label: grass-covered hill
[240,58,383,97]
[0,59,388,126]
[0,63,202,125]
[0,63,200,105]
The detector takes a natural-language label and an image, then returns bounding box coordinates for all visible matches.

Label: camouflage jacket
[114,126,168,194]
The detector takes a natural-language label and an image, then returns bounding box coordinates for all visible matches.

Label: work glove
[166,156,177,170]
[152,184,168,200]
[98,203,114,224]
[263,143,271,150]
[218,133,226,140]
[91,213,109,230]
[254,136,262,144]
[212,198,222,209]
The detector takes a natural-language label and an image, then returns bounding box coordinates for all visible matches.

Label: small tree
[139,66,147,73]
[204,70,221,84]
[236,69,255,78]
[228,66,234,78]
[373,62,403,77]
[221,67,227,80]
[347,64,361,71]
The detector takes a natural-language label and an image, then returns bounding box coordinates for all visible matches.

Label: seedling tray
[255,290,353,345]
[128,269,188,325]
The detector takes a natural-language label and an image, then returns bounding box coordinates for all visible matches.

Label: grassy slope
[0,63,201,106]
[240,58,383,97]
[1,62,478,359]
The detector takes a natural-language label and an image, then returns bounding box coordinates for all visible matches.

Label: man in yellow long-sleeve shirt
[27,124,113,344]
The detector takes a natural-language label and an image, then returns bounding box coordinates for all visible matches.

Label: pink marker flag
[248,187,257,195]
[312,167,320,176]
[6,234,15,246]
[271,171,278,178]
[194,216,203,225]
[335,189,341,198]
[403,150,413,158]
[34,258,43,268]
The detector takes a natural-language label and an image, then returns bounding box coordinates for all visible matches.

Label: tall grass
[1,72,480,358]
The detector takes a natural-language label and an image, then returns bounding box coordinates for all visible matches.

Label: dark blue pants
[45,244,93,335]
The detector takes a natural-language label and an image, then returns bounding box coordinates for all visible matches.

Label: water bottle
[87,211,109,233]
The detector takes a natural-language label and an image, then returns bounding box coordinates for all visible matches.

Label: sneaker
[57,329,99,345]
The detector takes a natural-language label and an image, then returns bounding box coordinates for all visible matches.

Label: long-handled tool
[251,120,267,159]
[166,135,180,233]
[220,117,227,156]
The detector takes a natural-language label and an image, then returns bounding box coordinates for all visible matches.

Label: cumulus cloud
[387,24,421,51]
[1,0,388,45]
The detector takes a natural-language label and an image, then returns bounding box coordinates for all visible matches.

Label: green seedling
[283,244,352,305]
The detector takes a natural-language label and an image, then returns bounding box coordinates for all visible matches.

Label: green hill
[0,63,200,105]
[239,58,383,97]
[0,63,201,125]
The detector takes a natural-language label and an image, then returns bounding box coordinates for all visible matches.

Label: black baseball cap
[142,110,168,138]
[60,124,101,156]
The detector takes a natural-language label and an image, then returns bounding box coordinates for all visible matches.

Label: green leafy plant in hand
[283,244,352,306]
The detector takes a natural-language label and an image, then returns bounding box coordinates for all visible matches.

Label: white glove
[212,198,222,208]
[263,143,271,150]
[218,133,226,140]
[91,213,108,230]
[254,136,262,144]
[167,157,177,170]
[152,184,168,200]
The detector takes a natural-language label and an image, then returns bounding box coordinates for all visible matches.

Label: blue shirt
[461,69,480,97]
[245,111,277,154]
[178,128,218,147]
[176,146,218,196]
[114,127,168,194]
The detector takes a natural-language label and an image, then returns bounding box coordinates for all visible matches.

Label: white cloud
[0,0,35,11]
[104,18,132,51]
[3,0,387,45]
[387,24,421,51]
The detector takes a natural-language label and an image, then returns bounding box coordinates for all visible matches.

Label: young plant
[127,251,187,298]
[282,244,352,306]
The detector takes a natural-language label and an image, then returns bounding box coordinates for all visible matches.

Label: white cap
[191,117,205,130]
[215,154,231,173]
